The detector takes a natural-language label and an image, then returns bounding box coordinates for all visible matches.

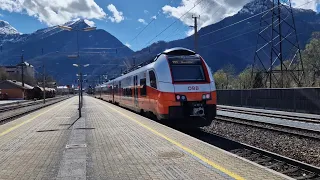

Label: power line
[201,28,260,48]
[113,0,176,51]
[199,0,315,38]
[164,3,223,41]
[145,0,205,46]
[218,31,305,55]
[200,13,290,48]
[126,18,156,47]
[199,0,316,49]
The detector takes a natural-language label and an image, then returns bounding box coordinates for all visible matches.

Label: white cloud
[107,4,124,23]
[151,15,157,20]
[138,18,147,25]
[0,0,106,26]
[84,19,95,27]
[162,0,252,29]
[125,42,131,48]
[291,0,320,11]
[162,0,319,30]
[144,10,149,14]
[186,29,194,36]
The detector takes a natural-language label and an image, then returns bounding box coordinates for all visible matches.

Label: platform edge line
[97,100,245,180]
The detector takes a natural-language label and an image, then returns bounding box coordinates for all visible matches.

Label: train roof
[121,47,196,74]
[96,47,197,88]
[162,47,196,55]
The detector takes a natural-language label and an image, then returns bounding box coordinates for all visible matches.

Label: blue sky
[0,0,319,51]
[0,0,189,51]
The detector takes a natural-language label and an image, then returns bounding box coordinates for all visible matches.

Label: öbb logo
[188,86,199,90]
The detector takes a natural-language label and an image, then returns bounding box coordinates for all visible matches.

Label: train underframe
[157,102,216,127]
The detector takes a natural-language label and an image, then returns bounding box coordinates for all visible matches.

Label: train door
[112,81,115,103]
[118,81,121,103]
[134,75,138,108]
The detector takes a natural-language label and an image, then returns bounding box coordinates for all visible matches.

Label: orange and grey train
[95,47,217,127]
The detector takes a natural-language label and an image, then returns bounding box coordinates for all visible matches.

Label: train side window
[149,70,157,89]
[140,78,146,96]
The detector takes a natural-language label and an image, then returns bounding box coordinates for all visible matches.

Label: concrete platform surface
[0,96,292,180]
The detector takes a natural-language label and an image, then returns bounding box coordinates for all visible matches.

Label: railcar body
[95,47,216,127]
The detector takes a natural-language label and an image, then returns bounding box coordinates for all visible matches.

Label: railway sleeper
[229,149,252,156]
[294,172,317,180]
[254,156,273,164]
[266,161,286,168]
[245,153,261,161]
[281,166,300,174]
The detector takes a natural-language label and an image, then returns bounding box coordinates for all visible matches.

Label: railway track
[184,128,320,180]
[215,115,320,140]
[0,96,70,124]
[218,106,320,124]
[0,101,45,113]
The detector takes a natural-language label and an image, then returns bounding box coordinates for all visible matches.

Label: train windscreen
[168,55,206,82]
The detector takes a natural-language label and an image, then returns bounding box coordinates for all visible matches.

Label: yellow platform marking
[0,98,72,137]
[96,100,245,180]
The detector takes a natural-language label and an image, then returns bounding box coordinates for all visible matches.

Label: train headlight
[202,93,211,100]
[176,94,187,101]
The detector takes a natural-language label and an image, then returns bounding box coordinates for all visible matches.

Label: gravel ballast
[203,120,320,167]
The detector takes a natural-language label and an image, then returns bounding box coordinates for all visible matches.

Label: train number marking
[188,86,199,90]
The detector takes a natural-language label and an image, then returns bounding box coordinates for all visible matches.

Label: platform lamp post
[21,50,24,87]
[73,63,89,118]
[59,24,96,118]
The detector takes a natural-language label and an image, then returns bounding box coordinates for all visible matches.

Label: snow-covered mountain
[239,0,269,14]
[0,20,19,35]
[0,19,134,85]
[0,19,133,56]
[239,0,315,15]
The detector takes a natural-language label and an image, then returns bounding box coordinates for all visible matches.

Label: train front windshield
[168,56,206,82]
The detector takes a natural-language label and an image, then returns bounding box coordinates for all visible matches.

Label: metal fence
[217,88,320,114]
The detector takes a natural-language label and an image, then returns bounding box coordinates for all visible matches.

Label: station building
[0,80,33,100]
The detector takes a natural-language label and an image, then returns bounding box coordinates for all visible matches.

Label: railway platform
[0,96,293,180]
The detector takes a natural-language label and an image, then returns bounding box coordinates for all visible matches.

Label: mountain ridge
[0,0,319,84]
[0,20,20,35]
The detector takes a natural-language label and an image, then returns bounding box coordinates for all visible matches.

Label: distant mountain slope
[0,19,133,84]
[133,0,320,73]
